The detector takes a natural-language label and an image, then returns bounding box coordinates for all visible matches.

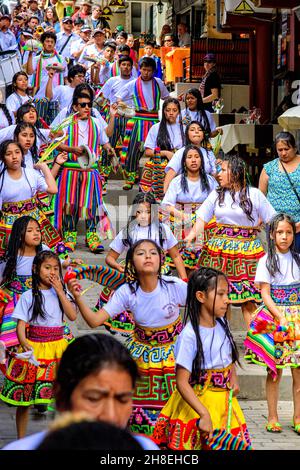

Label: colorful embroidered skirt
[53,163,113,238]
[197,224,264,303]
[127,317,182,436]
[139,154,168,202]
[152,365,252,450]
[0,198,65,258]
[120,112,159,172]
[244,283,300,379]
[0,325,68,406]
[163,203,216,270]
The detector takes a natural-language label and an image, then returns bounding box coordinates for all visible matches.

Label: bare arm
[26,51,34,76]
[202,88,219,104]
[164,168,176,193]
[105,249,124,273]
[258,168,269,196]
[16,320,32,351]
[184,216,206,247]
[51,276,77,321]
[68,278,110,328]
[167,245,187,280]
[176,366,213,438]
[34,162,58,194]
[45,69,55,100]
[260,282,287,325]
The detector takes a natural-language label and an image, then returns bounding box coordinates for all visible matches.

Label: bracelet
[55,161,62,166]
[182,278,188,283]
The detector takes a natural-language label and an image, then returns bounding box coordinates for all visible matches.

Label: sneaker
[63,231,77,252]
[86,232,104,253]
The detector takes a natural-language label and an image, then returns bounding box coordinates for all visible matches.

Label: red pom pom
[64,269,76,283]
[254,320,268,333]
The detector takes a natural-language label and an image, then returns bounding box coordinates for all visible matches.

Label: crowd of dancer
[0,6,300,451]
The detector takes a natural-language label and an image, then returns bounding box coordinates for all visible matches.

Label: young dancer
[6,72,31,117]
[0,140,63,258]
[101,192,187,334]
[68,239,187,436]
[163,121,217,193]
[139,40,162,79]
[245,213,300,434]
[162,145,217,269]
[0,250,77,438]
[140,97,185,200]
[152,267,252,450]
[185,154,277,328]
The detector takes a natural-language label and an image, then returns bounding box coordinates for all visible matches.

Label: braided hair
[157,97,185,150]
[122,192,166,249]
[180,144,210,194]
[0,216,43,285]
[184,267,239,383]
[54,333,138,411]
[29,250,70,323]
[217,153,254,222]
[0,104,13,126]
[266,213,300,278]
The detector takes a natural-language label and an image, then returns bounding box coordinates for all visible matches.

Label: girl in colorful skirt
[185,154,277,328]
[244,213,300,434]
[140,97,185,201]
[0,216,79,367]
[162,145,217,270]
[99,192,187,334]
[0,250,77,438]
[67,239,187,436]
[152,267,252,450]
[0,140,65,258]
[164,121,217,193]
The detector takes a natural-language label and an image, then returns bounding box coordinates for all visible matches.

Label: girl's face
[15,74,28,92]
[218,161,231,188]
[23,108,38,125]
[276,140,297,164]
[272,220,294,254]
[185,93,197,111]
[69,367,133,429]
[198,276,229,319]
[17,127,35,151]
[3,143,23,169]
[132,241,160,275]
[164,102,179,124]
[46,8,53,19]
[24,220,41,247]
[185,149,201,173]
[135,202,151,227]
[127,37,134,48]
[188,124,204,145]
[39,256,60,287]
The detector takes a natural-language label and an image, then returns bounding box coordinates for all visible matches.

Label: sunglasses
[77,102,92,108]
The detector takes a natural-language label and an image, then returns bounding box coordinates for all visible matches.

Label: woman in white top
[185,154,277,328]
[6,72,31,117]
[181,88,218,137]
[164,121,217,193]
[245,213,300,434]
[68,239,187,437]
[162,145,217,270]
[140,97,185,201]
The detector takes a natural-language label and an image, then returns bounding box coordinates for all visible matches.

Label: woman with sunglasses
[53,93,115,254]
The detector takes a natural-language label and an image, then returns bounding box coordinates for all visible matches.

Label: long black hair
[156,97,185,150]
[184,88,211,136]
[12,71,29,93]
[185,120,209,149]
[0,216,43,285]
[0,104,13,126]
[14,122,39,164]
[16,103,47,144]
[0,140,26,194]
[121,192,166,248]
[266,213,300,278]
[54,333,138,411]
[217,153,254,222]
[184,267,239,382]
[29,250,67,323]
[180,144,210,193]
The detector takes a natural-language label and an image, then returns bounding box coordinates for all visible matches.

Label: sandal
[292,422,300,435]
[266,422,282,433]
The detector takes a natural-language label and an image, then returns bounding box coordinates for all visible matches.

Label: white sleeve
[204,149,216,174]
[156,78,169,99]
[165,149,183,174]
[97,123,109,145]
[144,124,158,150]
[6,94,19,114]
[162,224,179,250]
[109,230,126,254]
[12,292,32,322]
[94,113,108,129]
[104,285,131,318]
[196,190,217,223]
[172,278,188,305]
[254,256,271,284]
[256,189,277,223]
[206,111,216,131]
[162,179,179,207]
[33,170,48,192]
[0,125,14,143]
[100,80,111,100]
[175,327,197,372]
[52,86,62,102]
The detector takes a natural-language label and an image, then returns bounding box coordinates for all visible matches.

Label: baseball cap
[92,28,105,37]
[203,53,217,63]
[62,16,73,23]
[80,25,92,32]
[74,17,84,25]
[115,25,124,32]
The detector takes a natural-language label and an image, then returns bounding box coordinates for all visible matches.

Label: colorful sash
[133,77,161,111]
[67,115,100,163]
[110,61,119,77]
[34,50,64,91]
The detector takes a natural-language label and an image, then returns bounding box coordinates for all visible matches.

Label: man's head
[177,23,187,35]
[80,25,91,41]
[92,28,105,47]
[28,0,39,11]
[117,44,130,57]
[80,1,92,15]
[27,16,39,32]
[103,41,116,62]
[41,31,57,53]
[163,34,175,47]
[139,57,156,81]
[0,15,11,30]
[68,64,86,86]
[62,16,73,33]
[144,40,155,57]
[118,56,133,78]
[92,5,101,18]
